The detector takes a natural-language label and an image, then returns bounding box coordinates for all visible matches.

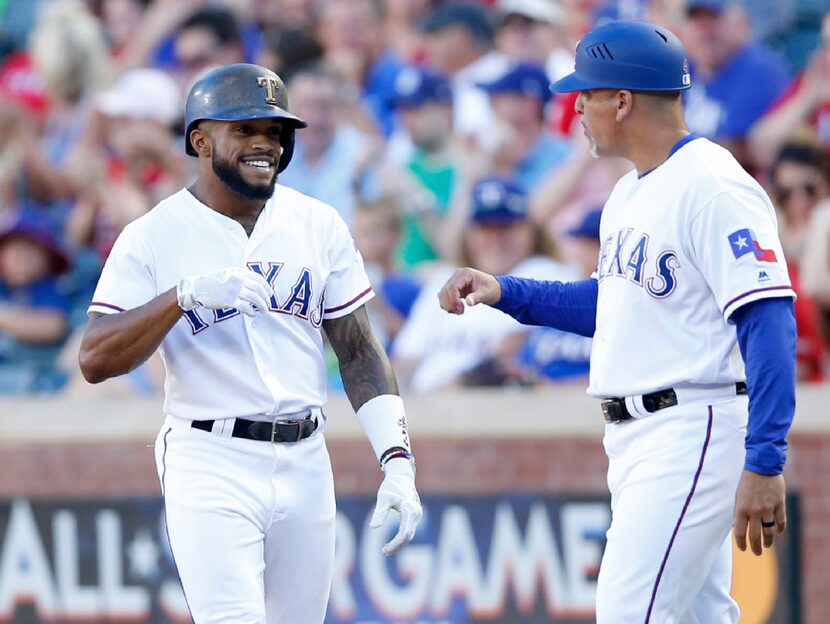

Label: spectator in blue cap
[478,61,552,105]
[420,1,509,142]
[682,0,791,166]
[508,204,601,385]
[392,174,576,391]
[0,214,70,393]
[393,65,454,110]
[566,206,603,279]
[467,175,532,227]
[476,62,572,192]
[389,64,459,267]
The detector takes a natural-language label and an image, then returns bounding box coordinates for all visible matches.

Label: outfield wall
[0,386,826,623]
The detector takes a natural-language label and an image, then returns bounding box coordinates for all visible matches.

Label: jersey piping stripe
[89,301,126,312]
[324,286,373,313]
[723,285,794,316]
[161,427,195,617]
[644,407,714,623]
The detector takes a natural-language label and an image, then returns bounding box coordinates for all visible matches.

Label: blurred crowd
[0,0,828,396]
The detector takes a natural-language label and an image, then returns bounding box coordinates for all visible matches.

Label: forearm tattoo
[323,306,399,411]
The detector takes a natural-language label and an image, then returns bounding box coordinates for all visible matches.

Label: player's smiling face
[204,119,285,200]
[575,89,622,158]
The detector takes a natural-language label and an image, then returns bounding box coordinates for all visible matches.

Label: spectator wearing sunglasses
[772,142,830,260]
[770,141,830,381]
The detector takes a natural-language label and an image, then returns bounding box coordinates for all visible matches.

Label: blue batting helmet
[184,63,308,173]
[551,21,691,93]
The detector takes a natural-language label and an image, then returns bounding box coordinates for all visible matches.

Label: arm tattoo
[323,306,399,411]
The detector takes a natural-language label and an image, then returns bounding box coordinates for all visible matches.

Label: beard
[211,152,277,200]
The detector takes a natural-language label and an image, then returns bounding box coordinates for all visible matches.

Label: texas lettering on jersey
[182,261,324,334]
[596,228,680,299]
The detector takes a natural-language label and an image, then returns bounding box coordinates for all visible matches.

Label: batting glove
[177,267,273,316]
[370,458,422,556]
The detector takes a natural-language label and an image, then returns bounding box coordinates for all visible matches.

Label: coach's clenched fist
[370,458,422,555]
[437,267,502,315]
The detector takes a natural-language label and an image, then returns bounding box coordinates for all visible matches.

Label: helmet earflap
[277,127,296,174]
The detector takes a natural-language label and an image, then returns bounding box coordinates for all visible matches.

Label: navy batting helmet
[551,21,691,93]
[184,63,308,173]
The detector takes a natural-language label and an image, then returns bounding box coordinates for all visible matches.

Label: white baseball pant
[595,390,748,623]
[154,414,336,624]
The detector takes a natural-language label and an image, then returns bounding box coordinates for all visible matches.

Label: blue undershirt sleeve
[731,296,797,475]
[492,276,598,337]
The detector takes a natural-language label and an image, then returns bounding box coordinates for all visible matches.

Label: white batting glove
[370,458,422,556]
[177,267,273,317]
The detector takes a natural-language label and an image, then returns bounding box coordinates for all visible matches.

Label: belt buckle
[601,399,627,424]
[270,418,305,443]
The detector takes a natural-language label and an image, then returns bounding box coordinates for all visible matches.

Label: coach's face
[193,118,284,200]
[574,89,623,157]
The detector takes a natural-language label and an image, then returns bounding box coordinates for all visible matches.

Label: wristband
[355,394,412,466]
[380,446,414,466]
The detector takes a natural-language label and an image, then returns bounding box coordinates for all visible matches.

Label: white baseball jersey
[89,185,374,420]
[588,137,794,398]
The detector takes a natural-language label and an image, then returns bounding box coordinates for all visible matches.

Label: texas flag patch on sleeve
[728,228,777,262]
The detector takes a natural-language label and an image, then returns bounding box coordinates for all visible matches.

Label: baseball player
[79,63,422,624]
[438,22,796,623]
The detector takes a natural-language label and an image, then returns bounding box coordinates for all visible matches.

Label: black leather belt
[601,382,747,424]
[192,416,318,442]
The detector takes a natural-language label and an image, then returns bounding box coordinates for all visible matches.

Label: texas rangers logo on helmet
[256,76,281,105]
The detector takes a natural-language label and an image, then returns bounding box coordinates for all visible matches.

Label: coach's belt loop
[625,396,643,418]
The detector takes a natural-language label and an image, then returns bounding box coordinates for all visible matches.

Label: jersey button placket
[241,243,274,393]
[244,241,259,330]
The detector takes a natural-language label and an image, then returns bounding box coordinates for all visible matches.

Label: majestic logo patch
[758,270,771,283]
[728,228,777,262]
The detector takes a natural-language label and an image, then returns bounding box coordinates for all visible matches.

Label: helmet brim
[550,72,593,93]
[184,106,308,156]
[206,105,308,129]
[551,71,691,94]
